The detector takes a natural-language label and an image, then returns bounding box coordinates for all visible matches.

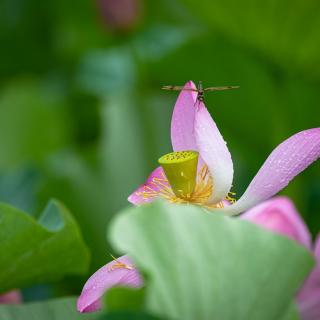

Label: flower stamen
[226,191,237,204]
[135,163,228,209]
[108,255,134,271]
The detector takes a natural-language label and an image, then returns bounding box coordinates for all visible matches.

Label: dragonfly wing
[162,85,198,92]
[204,86,239,92]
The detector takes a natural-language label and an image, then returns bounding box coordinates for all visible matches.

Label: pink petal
[194,101,234,204]
[307,235,320,290]
[171,81,198,152]
[128,167,169,205]
[77,255,142,313]
[241,196,311,249]
[222,128,320,215]
[298,286,320,320]
[297,235,320,320]
[315,234,320,262]
[0,290,22,304]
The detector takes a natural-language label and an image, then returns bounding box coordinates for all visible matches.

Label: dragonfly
[162,81,239,102]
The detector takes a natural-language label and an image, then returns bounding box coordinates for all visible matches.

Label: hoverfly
[162,81,239,102]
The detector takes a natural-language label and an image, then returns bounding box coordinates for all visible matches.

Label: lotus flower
[242,196,320,320]
[128,81,320,216]
[77,80,320,313]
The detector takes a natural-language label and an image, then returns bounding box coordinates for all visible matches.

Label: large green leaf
[0,296,159,320]
[282,303,300,320]
[109,201,313,320]
[0,200,90,293]
[0,297,97,320]
[103,289,298,320]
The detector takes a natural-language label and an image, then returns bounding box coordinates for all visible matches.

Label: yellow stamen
[108,254,134,271]
[226,191,237,204]
[135,164,230,209]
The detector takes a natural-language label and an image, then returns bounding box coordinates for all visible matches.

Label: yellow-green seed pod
[158,151,199,199]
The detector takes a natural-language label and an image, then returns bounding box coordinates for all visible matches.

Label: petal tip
[127,192,137,205]
[185,80,196,89]
[77,296,101,313]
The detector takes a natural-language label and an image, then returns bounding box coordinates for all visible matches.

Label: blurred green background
[0,0,319,299]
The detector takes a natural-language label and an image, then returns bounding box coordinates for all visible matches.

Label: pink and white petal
[0,290,22,304]
[128,167,169,205]
[241,196,312,249]
[77,255,143,313]
[222,128,320,215]
[194,101,234,204]
[171,81,198,152]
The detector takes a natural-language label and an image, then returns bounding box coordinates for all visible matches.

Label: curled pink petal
[222,128,320,215]
[77,255,142,313]
[0,290,22,304]
[171,81,198,152]
[241,196,311,249]
[194,101,234,204]
[128,167,169,205]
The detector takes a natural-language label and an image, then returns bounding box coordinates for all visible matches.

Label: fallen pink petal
[77,255,142,313]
